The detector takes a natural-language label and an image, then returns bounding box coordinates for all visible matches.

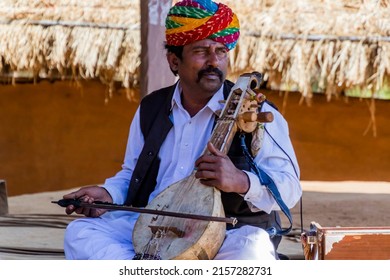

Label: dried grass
[0,0,140,89]
[1,0,390,103]
[224,0,390,101]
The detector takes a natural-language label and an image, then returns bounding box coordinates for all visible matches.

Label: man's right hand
[62,185,113,217]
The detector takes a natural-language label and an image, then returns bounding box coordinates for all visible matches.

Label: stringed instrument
[132,72,273,260]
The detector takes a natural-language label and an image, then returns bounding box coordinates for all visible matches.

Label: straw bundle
[0,0,141,91]
[1,0,389,103]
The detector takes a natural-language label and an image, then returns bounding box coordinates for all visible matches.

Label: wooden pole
[0,179,9,215]
[140,0,176,98]
[0,19,137,30]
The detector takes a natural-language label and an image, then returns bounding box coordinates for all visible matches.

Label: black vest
[125,80,282,246]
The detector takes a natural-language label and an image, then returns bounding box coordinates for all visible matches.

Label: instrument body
[132,72,268,260]
[133,171,225,259]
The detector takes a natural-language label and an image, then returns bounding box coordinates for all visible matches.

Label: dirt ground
[1,180,389,261]
[7,180,390,229]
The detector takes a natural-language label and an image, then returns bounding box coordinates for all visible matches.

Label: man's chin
[198,76,223,91]
[199,80,223,93]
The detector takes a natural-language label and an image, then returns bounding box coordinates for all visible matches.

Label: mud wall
[1,81,389,196]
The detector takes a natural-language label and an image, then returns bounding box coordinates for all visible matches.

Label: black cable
[240,134,293,236]
[264,126,304,234]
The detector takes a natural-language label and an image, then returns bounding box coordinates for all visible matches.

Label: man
[62,0,302,260]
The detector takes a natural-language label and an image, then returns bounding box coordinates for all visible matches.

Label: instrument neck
[206,118,237,155]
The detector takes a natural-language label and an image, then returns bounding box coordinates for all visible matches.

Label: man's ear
[166,52,179,72]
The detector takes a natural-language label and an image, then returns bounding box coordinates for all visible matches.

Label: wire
[264,126,304,234]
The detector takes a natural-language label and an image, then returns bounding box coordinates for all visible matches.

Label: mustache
[197,67,223,82]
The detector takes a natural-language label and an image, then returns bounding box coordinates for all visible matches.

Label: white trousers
[64,212,277,260]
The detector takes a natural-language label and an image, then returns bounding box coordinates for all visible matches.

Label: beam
[140,0,176,98]
[248,32,390,43]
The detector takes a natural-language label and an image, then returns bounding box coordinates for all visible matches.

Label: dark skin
[63,39,249,218]
[167,39,228,116]
[195,142,250,194]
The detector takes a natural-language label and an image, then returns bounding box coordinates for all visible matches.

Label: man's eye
[216,49,228,57]
[194,49,207,55]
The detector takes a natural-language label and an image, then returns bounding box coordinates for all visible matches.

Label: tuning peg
[240,112,257,122]
[257,112,274,123]
[255,93,266,103]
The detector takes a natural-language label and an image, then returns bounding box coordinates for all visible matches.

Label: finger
[63,192,78,200]
[195,169,217,180]
[79,196,94,204]
[195,155,213,167]
[199,178,218,187]
[74,207,92,217]
[63,189,86,200]
[65,205,75,215]
[195,152,223,167]
[90,209,101,218]
[74,207,85,215]
[84,208,94,217]
[207,142,225,157]
[196,162,217,172]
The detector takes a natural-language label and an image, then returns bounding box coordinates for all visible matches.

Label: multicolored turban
[165,0,240,50]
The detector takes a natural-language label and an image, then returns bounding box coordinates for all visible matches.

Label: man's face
[169,39,229,96]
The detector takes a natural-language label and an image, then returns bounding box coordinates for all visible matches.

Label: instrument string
[141,160,203,258]
[138,90,244,259]
[143,120,232,257]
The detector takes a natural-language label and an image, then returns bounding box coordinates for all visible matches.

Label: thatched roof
[223,0,390,101]
[1,0,390,102]
[0,0,140,91]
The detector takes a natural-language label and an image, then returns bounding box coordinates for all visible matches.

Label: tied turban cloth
[165,0,240,50]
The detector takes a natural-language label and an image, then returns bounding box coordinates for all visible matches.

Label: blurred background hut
[0,0,141,99]
[227,0,390,101]
[0,0,389,197]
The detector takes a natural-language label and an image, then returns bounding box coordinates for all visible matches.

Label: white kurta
[64,82,302,260]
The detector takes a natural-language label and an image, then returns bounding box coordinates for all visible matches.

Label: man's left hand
[194,142,249,194]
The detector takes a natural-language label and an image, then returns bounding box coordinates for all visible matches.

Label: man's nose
[207,51,219,67]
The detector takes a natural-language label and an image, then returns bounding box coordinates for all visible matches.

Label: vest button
[135,178,140,183]
[147,151,153,156]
